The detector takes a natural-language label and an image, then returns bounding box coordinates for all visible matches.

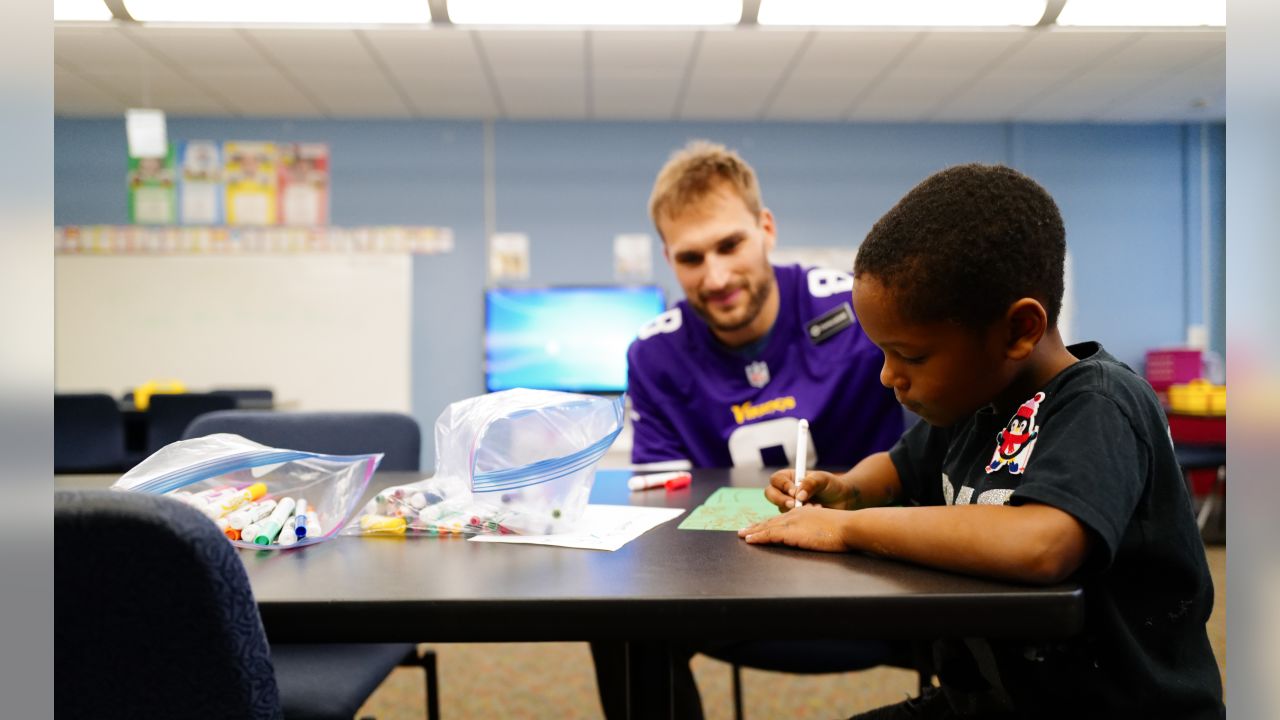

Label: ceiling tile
[690,28,810,77]
[120,26,267,72]
[244,29,382,73]
[590,30,699,74]
[592,73,683,118]
[476,30,585,78]
[55,25,153,73]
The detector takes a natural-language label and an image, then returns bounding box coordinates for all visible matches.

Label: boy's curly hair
[854,163,1066,329]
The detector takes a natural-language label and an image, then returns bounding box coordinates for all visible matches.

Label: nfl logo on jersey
[745,361,771,388]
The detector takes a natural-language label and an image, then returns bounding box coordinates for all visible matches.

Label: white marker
[793,419,809,508]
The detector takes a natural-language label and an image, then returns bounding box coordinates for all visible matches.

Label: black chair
[184,410,422,472]
[211,388,276,410]
[1175,443,1226,544]
[707,640,929,720]
[55,490,429,720]
[181,409,437,717]
[145,393,238,455]
[54,393,126,473]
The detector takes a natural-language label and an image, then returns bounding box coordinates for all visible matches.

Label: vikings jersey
[626,264,902,469]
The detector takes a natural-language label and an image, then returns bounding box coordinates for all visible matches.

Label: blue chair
[180,410,436,717]
[145,393,238,455]
[54,393,126,473]
[184,410,422,472]
[55,490,428,720]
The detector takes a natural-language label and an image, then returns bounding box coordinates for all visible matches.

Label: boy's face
[660,182,777,340]
[853,274,1013,427]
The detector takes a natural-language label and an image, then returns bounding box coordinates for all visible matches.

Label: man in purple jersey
[592,141,910,719]
[628,140,902,471]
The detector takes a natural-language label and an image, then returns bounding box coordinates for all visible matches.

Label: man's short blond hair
[649,140,763,237]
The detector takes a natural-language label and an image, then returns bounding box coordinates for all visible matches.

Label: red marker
[628,471,692,492]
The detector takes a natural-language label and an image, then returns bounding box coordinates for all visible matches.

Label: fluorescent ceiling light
[54,0,113,21]
[758,0,1047,27]
[122,0,431,24]
[1056,0,1225,27]
[447,0,742,26]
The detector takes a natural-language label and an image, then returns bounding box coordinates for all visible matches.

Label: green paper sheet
[678,487,780,531]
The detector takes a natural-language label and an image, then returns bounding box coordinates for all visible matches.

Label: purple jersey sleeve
[627,332,692,466]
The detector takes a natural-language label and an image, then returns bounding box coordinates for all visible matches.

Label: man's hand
[737,505,853,552]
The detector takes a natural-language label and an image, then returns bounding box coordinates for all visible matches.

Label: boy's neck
[993,329,1080,414]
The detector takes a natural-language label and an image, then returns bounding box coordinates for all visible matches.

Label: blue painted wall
[55,117,1226,466]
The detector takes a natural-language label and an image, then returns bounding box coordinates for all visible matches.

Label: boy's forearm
[832,452,902,511]
[838,503,1091,585]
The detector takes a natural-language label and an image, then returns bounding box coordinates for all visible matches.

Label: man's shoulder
[779,264,856,312]
[628,305,691,365]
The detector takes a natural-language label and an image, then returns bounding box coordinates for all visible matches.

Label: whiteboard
[55,255,412,412]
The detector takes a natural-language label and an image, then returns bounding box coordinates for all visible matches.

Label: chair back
[184,410,421,471]
[55,490,281,720]
[54,393,126,473]
[146,393,239,455]
[211,388,276,410]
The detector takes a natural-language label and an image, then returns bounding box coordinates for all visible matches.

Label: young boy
[739,164,1224,719]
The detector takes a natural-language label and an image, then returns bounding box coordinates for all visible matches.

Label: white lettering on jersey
[637,308,682,341]
[727,416,815,469]
[941,473,955,506]
[954,485,974,506]
[976,488,1015,506]
[807,268,854,299]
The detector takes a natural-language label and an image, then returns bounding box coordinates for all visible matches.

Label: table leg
[623,640,677,719]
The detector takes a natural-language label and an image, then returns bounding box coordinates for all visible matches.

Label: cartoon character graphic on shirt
[986,392,1045,475]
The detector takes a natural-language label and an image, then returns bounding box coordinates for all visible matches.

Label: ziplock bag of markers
[113,433,380,550]
[346,388,624,538]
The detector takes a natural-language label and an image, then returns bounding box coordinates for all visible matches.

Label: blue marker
[294,499,308,538]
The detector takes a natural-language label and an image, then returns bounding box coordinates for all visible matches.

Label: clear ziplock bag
[346,389,623,537]
[113,433,380,550]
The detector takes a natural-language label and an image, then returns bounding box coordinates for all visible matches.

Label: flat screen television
[484,285,667,394]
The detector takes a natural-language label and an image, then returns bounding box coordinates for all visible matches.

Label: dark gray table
[55,468,1084,641]
[57,468,1084,718]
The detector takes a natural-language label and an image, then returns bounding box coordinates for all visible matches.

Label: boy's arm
[845,502,1091,585]
[740,502,1092,585]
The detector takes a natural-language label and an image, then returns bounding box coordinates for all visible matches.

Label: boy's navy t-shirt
[889,342,1223,718]
[627,264,901,468]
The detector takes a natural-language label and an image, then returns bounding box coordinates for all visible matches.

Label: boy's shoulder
[1050,342,1164,425]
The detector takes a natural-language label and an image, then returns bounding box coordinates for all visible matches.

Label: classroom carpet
[356,545,1227,720]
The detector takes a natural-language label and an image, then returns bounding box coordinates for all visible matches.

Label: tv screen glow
[485,286,667,393]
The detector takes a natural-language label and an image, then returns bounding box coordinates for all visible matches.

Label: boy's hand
[766,469,848,511]
[737,506,851,552]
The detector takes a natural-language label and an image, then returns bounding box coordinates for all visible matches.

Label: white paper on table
[468,504,685,551]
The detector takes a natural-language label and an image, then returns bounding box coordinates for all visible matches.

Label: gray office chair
[55,490,431,720]
[181,409,437,718]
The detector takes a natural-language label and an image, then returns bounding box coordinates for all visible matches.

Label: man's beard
[691,269,775,334]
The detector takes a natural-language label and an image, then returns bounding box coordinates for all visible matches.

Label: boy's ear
[1003,298,1048,361]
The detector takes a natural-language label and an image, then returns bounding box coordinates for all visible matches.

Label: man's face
[660,183,777,341]
[852,274,1013,428]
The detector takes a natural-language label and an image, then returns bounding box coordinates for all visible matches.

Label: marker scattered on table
[627,470,692,492]
[793,419,809,508]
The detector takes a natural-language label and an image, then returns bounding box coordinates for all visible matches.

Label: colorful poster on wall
[177,140,223,225]
[127,145,176,225]
[223,141,278,226]
[278,143,330,226]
